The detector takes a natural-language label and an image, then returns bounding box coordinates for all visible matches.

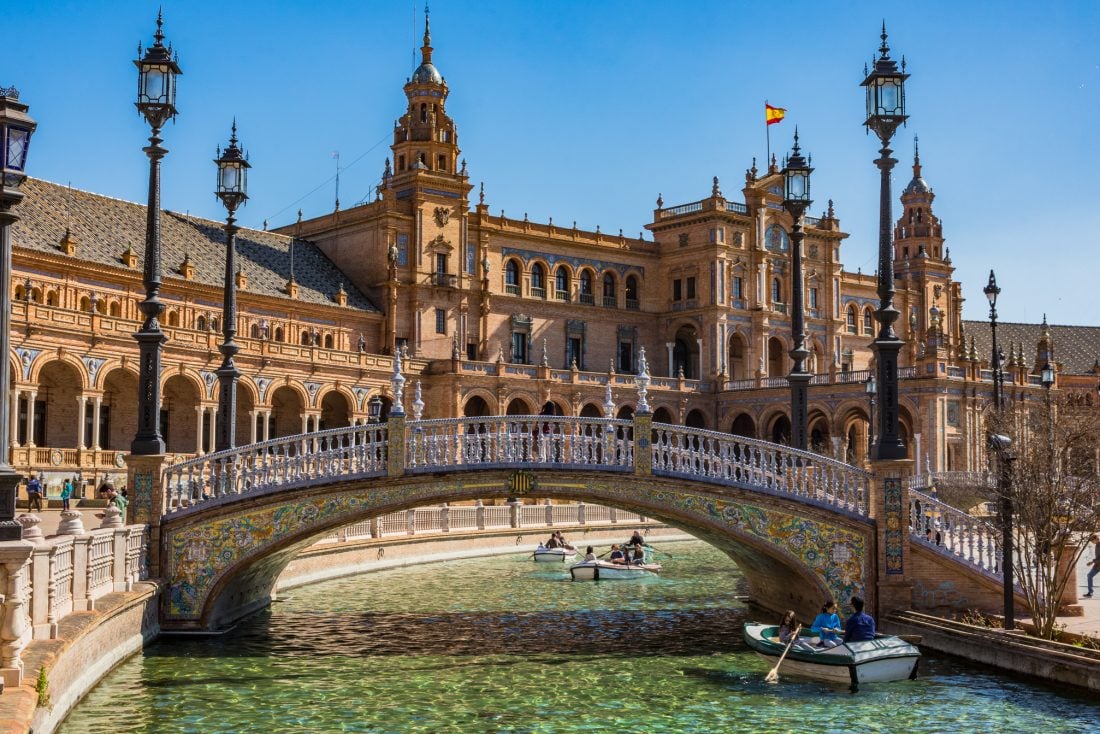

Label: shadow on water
[147,607,751,660]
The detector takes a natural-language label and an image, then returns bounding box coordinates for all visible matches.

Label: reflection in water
[61,543,1100,734]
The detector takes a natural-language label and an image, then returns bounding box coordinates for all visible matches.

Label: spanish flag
[765,103,786,126]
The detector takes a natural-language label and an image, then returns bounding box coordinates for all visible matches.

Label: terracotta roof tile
[12,178,379,312]
[963,320,1100,375]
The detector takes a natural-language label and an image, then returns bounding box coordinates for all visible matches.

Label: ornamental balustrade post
[632,413,653,476]
[869,458,914,616]
[475,499,485,530]
[440,504,450,533]
[30,543,53,639]
[124,453,171,575]
[0,540,35,688]
[406,509,416,535]
[386,412,406,477]
[112,527,131,592]
[577,501,586,525]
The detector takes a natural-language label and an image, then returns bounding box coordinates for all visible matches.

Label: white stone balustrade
[163,416,873,518]
[909,490,1004,579]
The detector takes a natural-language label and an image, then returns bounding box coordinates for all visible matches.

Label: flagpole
[765,100,771,168]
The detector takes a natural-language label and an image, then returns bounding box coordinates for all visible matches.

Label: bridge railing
[909,471,994,491]
[649,424,872,515]
[163,423,390,511]
[406,416,635,471]
[909,489,1002,577]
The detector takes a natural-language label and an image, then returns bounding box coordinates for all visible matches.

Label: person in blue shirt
[844,596,877,642]
[811,599,843,648]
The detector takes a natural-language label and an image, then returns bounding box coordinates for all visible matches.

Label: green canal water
[60,541,1100,733]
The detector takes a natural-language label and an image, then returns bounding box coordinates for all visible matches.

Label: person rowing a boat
[626,530,645,548]
[582,545,597,562]
[555,531,577,552]
[629,543,647,565]
[778,610,816,652]
[544,533,561,549]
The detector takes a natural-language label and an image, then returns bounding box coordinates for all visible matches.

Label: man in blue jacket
[844,595,876,642]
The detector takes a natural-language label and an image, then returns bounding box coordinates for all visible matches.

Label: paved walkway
[17,509,1100,640]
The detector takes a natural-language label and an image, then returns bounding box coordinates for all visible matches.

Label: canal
[60,540,1100,733]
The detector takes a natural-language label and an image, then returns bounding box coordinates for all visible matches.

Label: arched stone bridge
[128,414,1016,631]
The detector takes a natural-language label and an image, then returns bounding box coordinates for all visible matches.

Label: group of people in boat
[570,530,651,566]
[778,596,877,651]
[542,531,576,552]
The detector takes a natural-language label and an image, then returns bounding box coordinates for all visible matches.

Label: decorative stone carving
[16,514,44,544]
[98,505,123,529]
[57,510,86,536]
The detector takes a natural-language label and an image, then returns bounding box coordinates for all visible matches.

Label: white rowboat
[533,546,577,563]
[569,560,661,580]
[743,622,920,689]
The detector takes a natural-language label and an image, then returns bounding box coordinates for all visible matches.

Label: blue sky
[6,1,1098,324]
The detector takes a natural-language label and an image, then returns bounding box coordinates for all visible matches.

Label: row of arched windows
[846,304,875,335]
[504,259,640,309]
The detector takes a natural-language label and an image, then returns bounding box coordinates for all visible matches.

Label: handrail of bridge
[162,416,873,516]
[649,424,872,515]
[405,416,635,471]
[163,422,390,511]
[909,471,995,491]
[909,489,1002,578]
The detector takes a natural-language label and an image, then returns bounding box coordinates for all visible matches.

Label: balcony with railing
[531,286,546,299]
[431,272,458,288]
[505,283,520,296]
[554,290,570,302]
[626,298,639,310]
[579,292,595,306]
[602,295,617,308]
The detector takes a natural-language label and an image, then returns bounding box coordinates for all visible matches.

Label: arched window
[109,301,121,317]
[602,272,616,307]
[301,330,311,345]
[250,323,260,339]
[772,278,782,304]
[210,317,219,332]
[13,285,24,301]
[555,266,570,301]
[45,290,58,307]
[625,275,639,309]
[30,288,42,304]
[274,327,285,343]
[846,305,857,334]
[167,310,179,327]
[531,263,546,297]
[504,259,520,294]
[323,334,334,349]
[579,270,594,304]
[420,103,427,123]
[196,315,207,331]
[863,308,874,335]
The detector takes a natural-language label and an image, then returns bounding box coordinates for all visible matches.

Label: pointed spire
[912,135,922,178]
[421,3,434,65]
[879,20,890,59]
[154,6,165,46]
[390,349,406,415]
[827,199,835,219]
[479,181,485,205]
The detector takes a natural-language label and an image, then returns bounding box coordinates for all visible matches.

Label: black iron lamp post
[983,269,1015,628]
[131,11,181,455]
[866,373,877,455]
[861,24,909,460]
[0,85,36,540]
[781,130,813,451]
[214,122,249,452]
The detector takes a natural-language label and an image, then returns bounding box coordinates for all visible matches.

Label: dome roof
[903,175,931,195]
[412,62,443,85]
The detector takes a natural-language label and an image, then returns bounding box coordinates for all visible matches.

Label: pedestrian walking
[1085,534,1099,598]
[26,473,43,512]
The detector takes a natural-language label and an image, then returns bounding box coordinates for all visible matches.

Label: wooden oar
[644,544,673,559]
[764,624,801,684]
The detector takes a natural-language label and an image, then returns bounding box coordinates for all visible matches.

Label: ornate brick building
[7,17,1078,493]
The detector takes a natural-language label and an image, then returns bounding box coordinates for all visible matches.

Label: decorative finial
[656,193,663,208]
[154,7,165,46]
[712,176,721,198]
[412,380,424,421]
[452,334,461,360]
[634,346,651,415]
[792,126,801,155]
[497,344,505,363]
[827,199,835,218]
[541,338,548,367]
[391,349,406,415]
[879,20,890,58]
[262,219,268,231]
[609,357,616,376]
[604,378,615,419]
[479,182,485,205]
[460,158,467,176]
[383,157,392,180]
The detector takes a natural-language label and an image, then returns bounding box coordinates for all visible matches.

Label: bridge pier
[870,458,914,615]
[124,454,170,576]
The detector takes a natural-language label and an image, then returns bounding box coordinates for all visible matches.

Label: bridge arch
[162,470,870,631]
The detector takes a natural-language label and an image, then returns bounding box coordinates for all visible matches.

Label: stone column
[8,390,18,449]
[263,411,272,441]
[300,413,309,434]
[25,391,36,447]
[0,540,35,687]
[665,342,674,376]
[92,397,102,450]
[194,406,205,454]
[869,458,914,616]
[207,407,217,453]
[76,396,87,449]
[249,410,258,444]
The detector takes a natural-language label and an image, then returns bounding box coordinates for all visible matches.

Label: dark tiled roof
[12,178,378,312]
[963,319,1100,375]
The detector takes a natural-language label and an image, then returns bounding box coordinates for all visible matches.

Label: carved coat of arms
[434,206,451,227]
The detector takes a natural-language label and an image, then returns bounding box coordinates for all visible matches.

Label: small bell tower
[390,7,461,182]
